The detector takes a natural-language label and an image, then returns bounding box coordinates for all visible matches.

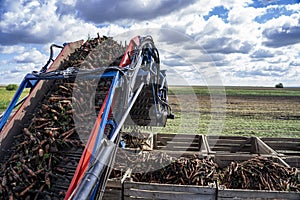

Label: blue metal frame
[0,71,118,132]
[89,71,120,163]
[87,72,120,199]
[0,75,37,131]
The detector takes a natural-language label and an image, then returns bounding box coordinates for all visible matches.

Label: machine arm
[67,35,172,199]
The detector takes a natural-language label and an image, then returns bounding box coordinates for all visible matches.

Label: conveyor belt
[0,35,120,199]
[0,77,113,199]
[0,35,172,200]
[128,84,155,126]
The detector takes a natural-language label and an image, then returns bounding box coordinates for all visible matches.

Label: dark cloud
[161,53,189,67]
[202,37,229,51]
[264,65,287,73]
[10,69,22,73]
[158,28,191,45]
[289,60,300,66]
[234,65,288,78]
[162,59,187,67]
[238,42,252,54]
[262,25,300,48]
[202,37,252,54]
[250,49,274,59]
[0,31,55,45]
[74,0,197,23]
[55,2,76,16]
[192,54,225,63]
[209,54,226,62]
[182,42,203,51]
[213,57,231,66]
[235,70,283,78]
[14,57,34,64]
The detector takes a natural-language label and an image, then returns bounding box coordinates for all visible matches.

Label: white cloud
[261,13,300,47]
[286,2,300,12]
[228,5,260,25]
[13,48,48,64]
[0,0,104,45]
[0,0,299,86]
[202,15,226,36]
[0,45,25,54]
[0,0,59,44]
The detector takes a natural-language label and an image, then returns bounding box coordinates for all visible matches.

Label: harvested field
[160,86,300,137]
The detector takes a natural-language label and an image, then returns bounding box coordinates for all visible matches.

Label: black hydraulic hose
[33,66,128,81]
[153,47,160,95]
[138,37,172,115]
[139,37,160,94]
[71,139,115,200]
[40,44,64,73]
[94,133,121,199]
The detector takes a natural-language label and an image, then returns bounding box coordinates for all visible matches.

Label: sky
[0,0,299,87]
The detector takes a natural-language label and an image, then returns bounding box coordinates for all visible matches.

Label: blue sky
[0,0,299,86]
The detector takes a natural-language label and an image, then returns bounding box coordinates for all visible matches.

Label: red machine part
[119,36,140,67]
[64,95,109,199]
[65,36,140,199]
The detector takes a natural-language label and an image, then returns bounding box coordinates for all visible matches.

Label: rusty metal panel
[0,40,83,156]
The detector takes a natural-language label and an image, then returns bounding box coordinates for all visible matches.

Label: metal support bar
[110,82,145,142]
[0,78,29,131]
[0,95,28,120]
[0,70,118,133]
[90,71,120,163]
[27,70,117,80]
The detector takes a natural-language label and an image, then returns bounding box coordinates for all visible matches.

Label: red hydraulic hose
[64,94,109,199]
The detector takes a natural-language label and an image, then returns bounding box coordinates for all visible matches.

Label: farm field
[157,86,300,138]
[1,85,299,138]
[0,86,30,112]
